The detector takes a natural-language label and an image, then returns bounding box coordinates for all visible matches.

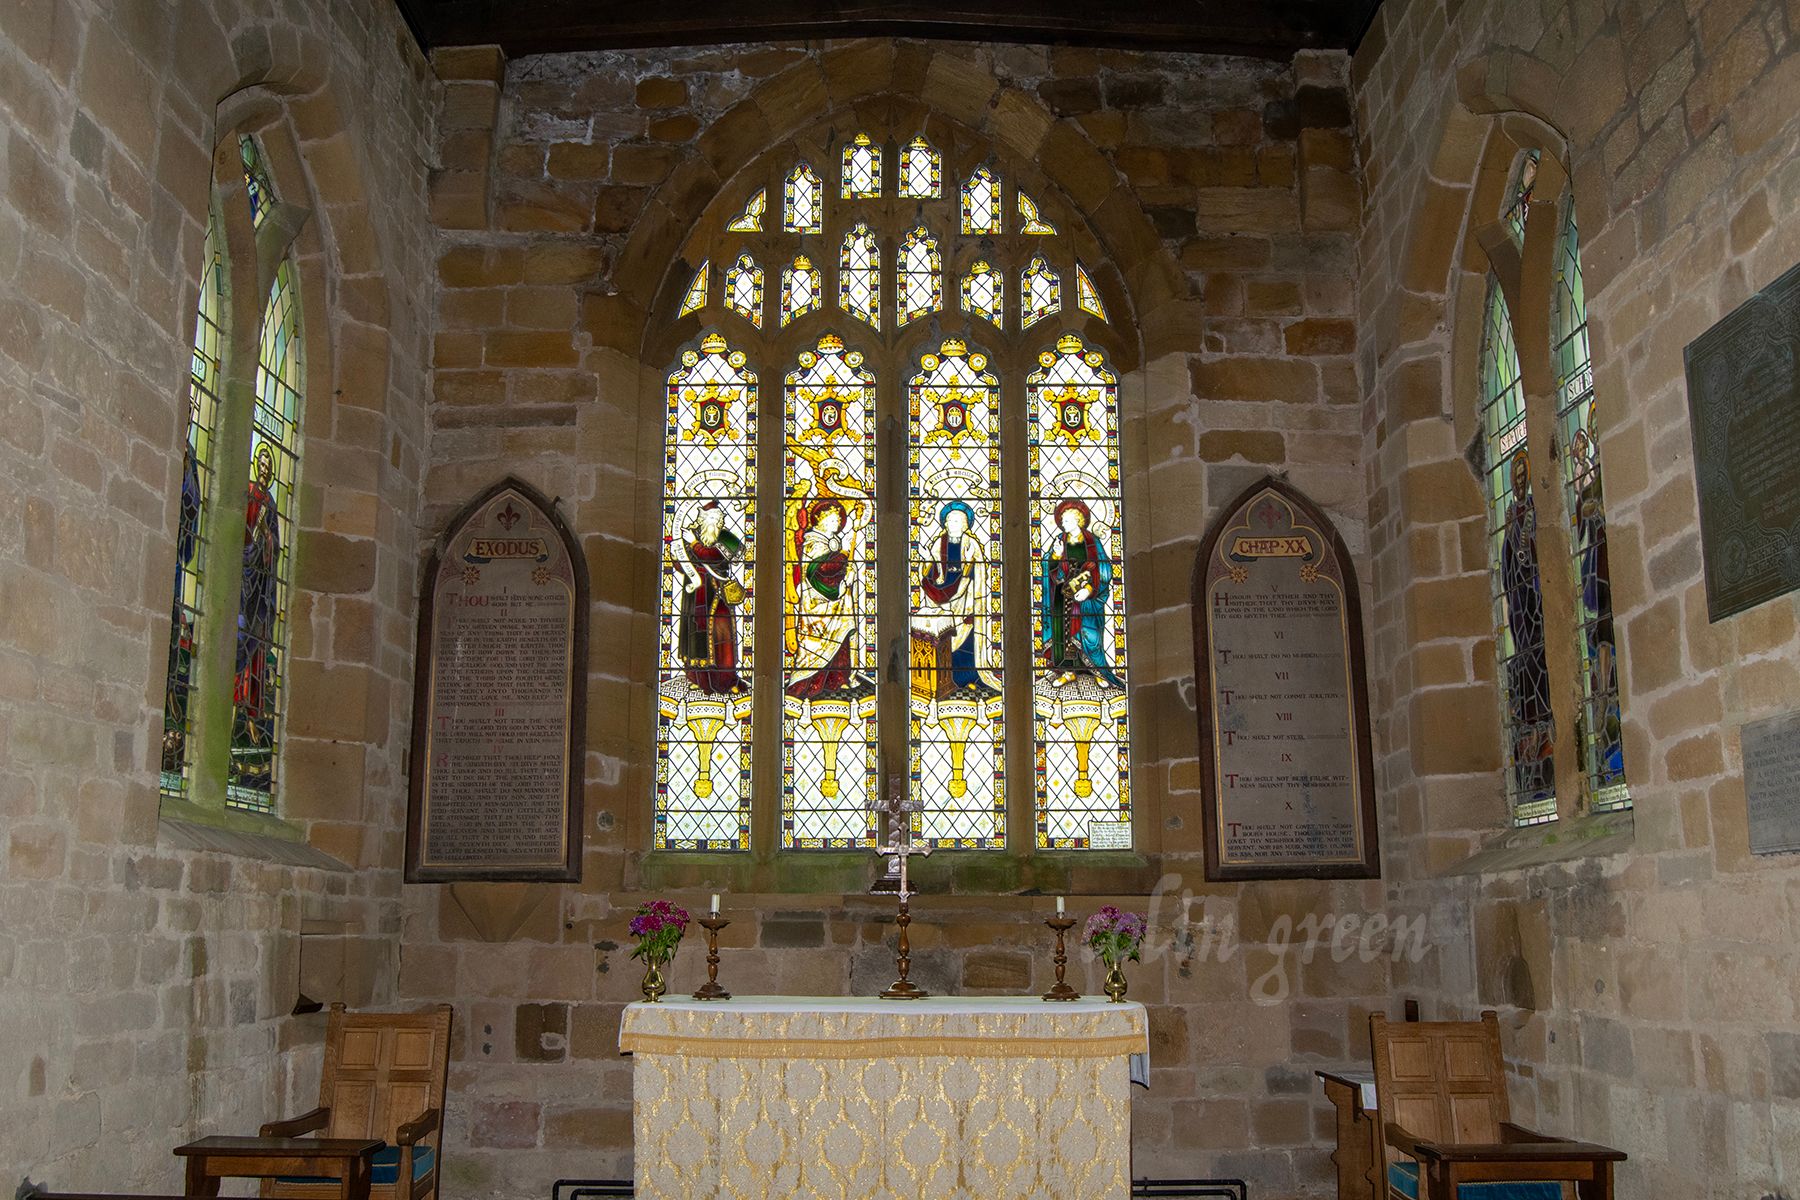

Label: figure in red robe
[234,446,281,743]
[677,502,747,694]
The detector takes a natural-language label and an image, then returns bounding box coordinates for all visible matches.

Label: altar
[619,995,1149,1199]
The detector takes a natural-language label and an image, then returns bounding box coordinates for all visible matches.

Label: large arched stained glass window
[1029,334,1131,848]
[1480,276,1554,825]
[909,339,1005,848]
[1552,202,1628,813]
[782,334,879,848]
[160,218,225,800]
[657,334,757,849]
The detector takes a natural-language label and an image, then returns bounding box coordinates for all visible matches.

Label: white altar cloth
[620,995,1149,1200]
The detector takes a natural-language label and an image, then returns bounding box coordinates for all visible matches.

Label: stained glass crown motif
[939,338,967,357]
[816,332,845,354]
[700,332,730,354]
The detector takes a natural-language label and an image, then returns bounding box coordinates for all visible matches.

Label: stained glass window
[1028,334,1130,848]
[1504,151,1539,243]
[781,255,822,326]
[242,136,276,228]
[838,223,880,328]
[899,135,941,199]
[896,227,941,327]
[679,261,709,317]
[228,259,303,811]
[961,260,1003,327]
[1075,262,1108,323]
[1021,256,1061,330]
[1552,202,1628,814]
[658,334,757,850]
[784,163,822,234]
[160,217,225,800]
[783,333,879,848]
[1480,276,1555,825]
[909,340,1005,848]
[724,253,764,328]
[841,132,882,199]
[727,189,766,233]
[961,166,1002,235]
[1017,192,1057,235]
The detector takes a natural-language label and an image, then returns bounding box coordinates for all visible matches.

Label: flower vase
[641,955,669,1003]
[1103,960,1128,1003]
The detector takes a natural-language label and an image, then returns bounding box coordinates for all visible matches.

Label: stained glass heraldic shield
[657,132,1130,853]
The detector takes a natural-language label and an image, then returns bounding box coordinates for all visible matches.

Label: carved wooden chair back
[1368,1011,1511,1182]
[319,1003,452,1148]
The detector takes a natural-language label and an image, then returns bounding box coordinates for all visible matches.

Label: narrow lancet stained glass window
[1075,262,1108,323]
[784,163,822,234]
[725,253,764,328]
[1028,334,1130,848]
[841,132,882,199]
[839,223,880,328]
[1481,276,1555,825]
[961,166,1002,235]
[909,340,1005,848]
[228,259,303,811]
[658,334,757,850]
[161,218,225,800]
[783,334,879,848]
[899,135,941,199]
[1017,192,1057,235]
[1503,151,1539,244]
[1553,202,1628,813]
[727,189,766,233]
[896,227,941,327]
[679,262,709,317]
[961,260,1003,327]
[241,136,276,228]
[781,255,822,326]
[1021,256,1061,329]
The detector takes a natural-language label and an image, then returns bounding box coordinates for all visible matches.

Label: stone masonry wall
[0,0,438,1190]
[1355,0,1800,1194]
[412,38,1379,1198]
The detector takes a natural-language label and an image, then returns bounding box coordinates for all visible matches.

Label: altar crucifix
[869,773,931,998]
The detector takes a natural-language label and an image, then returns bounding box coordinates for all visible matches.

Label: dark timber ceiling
[395,1,1387,61]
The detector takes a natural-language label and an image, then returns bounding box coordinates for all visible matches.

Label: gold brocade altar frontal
[620,996,1149,1200]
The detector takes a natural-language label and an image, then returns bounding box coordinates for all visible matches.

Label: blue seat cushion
[1389,1161,1566,1200]
[277,1144,435,1187]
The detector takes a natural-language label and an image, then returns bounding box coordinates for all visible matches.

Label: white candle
[711,893,721,915]
[1056,896,1065,915]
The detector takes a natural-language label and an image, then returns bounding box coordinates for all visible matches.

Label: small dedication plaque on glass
[1192,478,1379,881]
[406,479,588,882]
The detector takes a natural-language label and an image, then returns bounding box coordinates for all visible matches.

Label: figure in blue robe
[1041,499,1122,690]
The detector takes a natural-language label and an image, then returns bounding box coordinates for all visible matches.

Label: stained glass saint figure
[677,500,748,694]
[1499,449,1553,800]
[918,500,1000,695]
[162,442,202,776]
[232,444,281,761]
[1569,420,1621,777]
[786,499,869,699]
[1041,498,1122,690]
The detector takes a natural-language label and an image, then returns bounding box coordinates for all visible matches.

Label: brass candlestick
[1042,915,1081,1001]
[691,914,731,1000]
[880,895,927,1000]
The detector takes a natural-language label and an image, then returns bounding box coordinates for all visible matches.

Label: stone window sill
[157,801,352,872]
[1439,808,1635,878]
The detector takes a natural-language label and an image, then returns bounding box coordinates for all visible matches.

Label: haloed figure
[234,445,281,745]
[678,501,747,695]
[1500,450,1553,791]
[1041,498,1122,689]
[917,500,997,694]
[786,499,863,698]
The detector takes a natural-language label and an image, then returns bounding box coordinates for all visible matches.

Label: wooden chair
[1369,1012,1624,1200]
[256,1003,453,1200]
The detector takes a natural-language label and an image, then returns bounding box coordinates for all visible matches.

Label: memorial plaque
[1742,710,1800,857]
[1683,259,1800,621]
[1192,478,1379,881]
[406,479,587,882]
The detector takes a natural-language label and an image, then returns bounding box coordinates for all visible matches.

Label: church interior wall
[1355,0,1800,1193]
[0,0,438,1189]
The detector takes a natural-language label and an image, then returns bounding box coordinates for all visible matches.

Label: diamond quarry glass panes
[909,340,1006,848]
[656,133,1131,852]
[160,216,225,800]
[658,335,758,850]
[1552,201,1629,814]
[1028,335,1130,848]
[783,334,880,848]
[229,258,303,811]
[1480,276,1555,826]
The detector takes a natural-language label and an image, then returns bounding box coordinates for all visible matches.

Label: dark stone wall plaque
[406,479,588,882]
[1192,478,1379,881]
[1742,710,1800,857]
[1683,259,1800,621]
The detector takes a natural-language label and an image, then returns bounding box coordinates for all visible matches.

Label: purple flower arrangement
[1083,905,1147,966]
[628,899,690,963]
